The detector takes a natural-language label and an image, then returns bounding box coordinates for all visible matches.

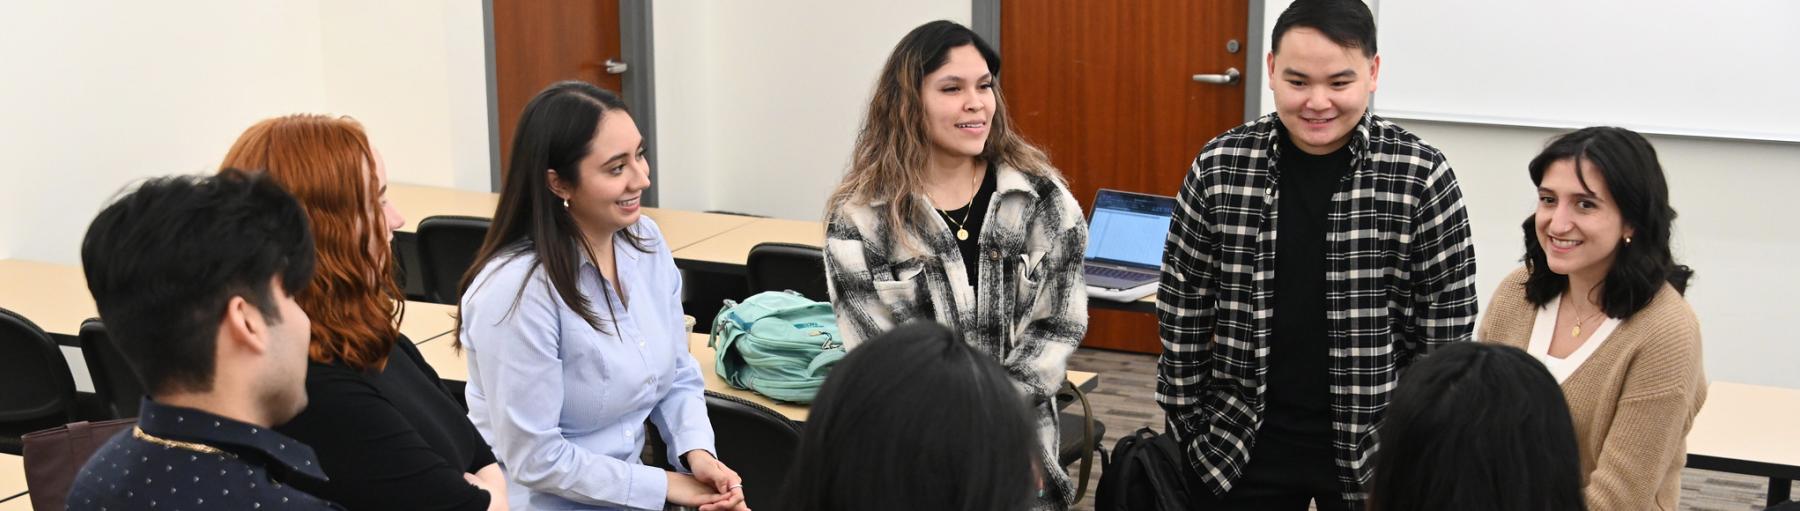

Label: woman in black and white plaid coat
[821,21,1089,510]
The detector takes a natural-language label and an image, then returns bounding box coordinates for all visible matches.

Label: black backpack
[1093,427,1197,511]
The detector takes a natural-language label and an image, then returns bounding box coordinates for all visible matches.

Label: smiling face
[1267,27,1380,155]
[920,44,995,164]
[548,111,650,236]
[1535,157,1634,284]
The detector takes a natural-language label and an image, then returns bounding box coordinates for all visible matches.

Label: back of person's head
[778,321,1037,511]
[221,114,402,371]
[1272,0,1378,58]
[455,80,640,344]
[81,169,315,398]
[1368,342,1584,511]
[1521,126,1692,318]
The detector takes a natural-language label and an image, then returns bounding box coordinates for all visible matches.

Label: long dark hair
[1367,342,1585,511]
[455,81,649,346]
[777,321,1037,511]
[1521,126,1693,319]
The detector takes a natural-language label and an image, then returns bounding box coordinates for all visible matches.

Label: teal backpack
[707,290,847,403]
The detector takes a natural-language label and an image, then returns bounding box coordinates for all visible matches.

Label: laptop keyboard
[1085,265,1156,280]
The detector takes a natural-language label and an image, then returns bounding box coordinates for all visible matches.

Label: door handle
[1191,67,1241,85]
[604,58,629,75]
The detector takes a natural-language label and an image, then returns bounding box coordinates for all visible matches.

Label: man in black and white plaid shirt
[1155,0,1478,508]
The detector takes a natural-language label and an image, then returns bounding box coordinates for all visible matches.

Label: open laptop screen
[1084,189,1176,269]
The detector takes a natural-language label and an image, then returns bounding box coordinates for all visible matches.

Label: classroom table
[387,184,761,251]
[667,218,1159,313]
[0,453,25,506]
[413,332,1099,423]
[400,301,459,344]
[1686,381,1800,507]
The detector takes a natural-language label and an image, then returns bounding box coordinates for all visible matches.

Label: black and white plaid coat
[1157,112,1479,503]
[824,164,1089,507]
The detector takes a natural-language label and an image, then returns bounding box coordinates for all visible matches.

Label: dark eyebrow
[1537,187,1605,202]
[1281,68,1358,80]
[598,151,631,167]
[935,73,993,84]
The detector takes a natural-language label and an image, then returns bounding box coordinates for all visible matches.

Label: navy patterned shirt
[66,399,342,510]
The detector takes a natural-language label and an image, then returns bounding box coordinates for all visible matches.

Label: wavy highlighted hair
[221,114,403,371]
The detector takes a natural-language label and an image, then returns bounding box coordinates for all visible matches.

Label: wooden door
[1003,0,1249,353]
[491,0,623,173]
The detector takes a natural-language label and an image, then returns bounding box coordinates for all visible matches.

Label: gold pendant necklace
[1566,296,1602,338]
[938,166,981,241]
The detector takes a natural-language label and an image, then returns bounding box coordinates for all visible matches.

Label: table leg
[1770,477,1792,508]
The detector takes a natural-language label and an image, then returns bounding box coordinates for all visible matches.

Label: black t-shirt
[937,162,998,286]
[1260,135,1350,454]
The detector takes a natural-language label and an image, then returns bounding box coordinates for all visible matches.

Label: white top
[1528,294,1623,383]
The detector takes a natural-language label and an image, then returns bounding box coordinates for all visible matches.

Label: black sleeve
[394,338,499,471]
[279,363,493,511]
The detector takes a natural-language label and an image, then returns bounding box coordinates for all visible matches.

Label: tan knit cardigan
[1479,267,1706,510]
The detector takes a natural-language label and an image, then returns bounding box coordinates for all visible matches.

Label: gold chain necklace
[1564,295,1604,338]
[134,426,230,456]
[938,166,982,241]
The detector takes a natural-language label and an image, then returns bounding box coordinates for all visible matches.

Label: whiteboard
[1373,0,1800,143]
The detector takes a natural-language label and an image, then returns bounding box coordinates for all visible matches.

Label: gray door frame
[483,0,659,206]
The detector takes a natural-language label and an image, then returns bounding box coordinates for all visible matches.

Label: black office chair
[416,215,492,305]
[745,242,829,302]
[705,391,802,510]
[0,307,79,454]
[78,319,144,419]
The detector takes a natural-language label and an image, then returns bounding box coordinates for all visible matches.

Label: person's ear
[546,169,574,202]
[218,295,271,357]
[1367,54,1381,94]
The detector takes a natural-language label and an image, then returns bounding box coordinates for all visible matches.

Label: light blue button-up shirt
[461,217,714,511]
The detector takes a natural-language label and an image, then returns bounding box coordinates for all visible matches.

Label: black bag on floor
[1092,427,1195,511]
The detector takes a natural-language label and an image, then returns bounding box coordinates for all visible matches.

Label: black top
[937,162,998,286]
[1260,134,1351,454]
[275,338,497,511]
[68,398,343,510]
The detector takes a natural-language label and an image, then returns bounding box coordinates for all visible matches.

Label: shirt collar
[1266,109,1373,170]
[135,398,329,481]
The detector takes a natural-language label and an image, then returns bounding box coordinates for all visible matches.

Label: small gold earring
[1624,236,1632,245]
[562,199,570,209]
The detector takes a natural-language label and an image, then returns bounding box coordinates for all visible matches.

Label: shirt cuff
[626,462,669,511]
[668,432,718,473]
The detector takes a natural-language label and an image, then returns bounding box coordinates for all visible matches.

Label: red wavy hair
[221,114,403,371]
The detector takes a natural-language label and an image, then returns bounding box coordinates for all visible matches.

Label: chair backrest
[0,307,78,453]
[704,391,801,510]
[745,242,829,302]
[416,215,492,305]
[78,319,143,419]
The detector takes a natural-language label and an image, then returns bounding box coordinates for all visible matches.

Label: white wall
[0,2,330,265]
[652,0,971,220]
[318,0,491,192]
[0,1,490,267]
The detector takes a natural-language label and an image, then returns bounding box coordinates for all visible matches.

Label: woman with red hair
[221,115,506,511]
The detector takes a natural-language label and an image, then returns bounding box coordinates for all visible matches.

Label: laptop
[1083,189,1177,290]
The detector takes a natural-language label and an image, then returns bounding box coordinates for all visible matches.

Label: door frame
[482,0,660,207]
[971,0,1264,124]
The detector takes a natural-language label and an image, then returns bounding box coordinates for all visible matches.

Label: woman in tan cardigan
[1479,126,1704,510]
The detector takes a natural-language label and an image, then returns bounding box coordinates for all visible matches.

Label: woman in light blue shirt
[455,81,748,511]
